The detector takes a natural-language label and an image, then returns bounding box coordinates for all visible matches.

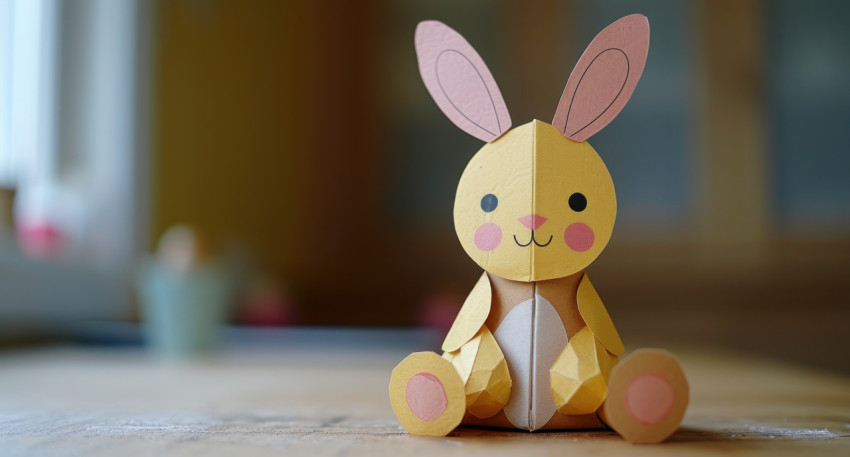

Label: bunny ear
[415,21,512,142]
[553,14,649,142]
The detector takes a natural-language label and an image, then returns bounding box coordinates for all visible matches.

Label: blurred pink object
[16,222,65,259]
[237,276,298,326]
[416,292,462,334]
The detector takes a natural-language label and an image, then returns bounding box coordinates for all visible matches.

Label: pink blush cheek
[564,223,595,252]
[474,223,502,251]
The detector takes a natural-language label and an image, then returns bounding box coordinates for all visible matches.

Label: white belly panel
[494,298,533,429]
[493,294,568,430]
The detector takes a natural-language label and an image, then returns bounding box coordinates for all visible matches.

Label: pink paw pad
[405,372,448,421]
[624,373,674,425]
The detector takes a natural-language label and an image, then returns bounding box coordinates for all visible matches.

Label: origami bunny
[389,15,689,443]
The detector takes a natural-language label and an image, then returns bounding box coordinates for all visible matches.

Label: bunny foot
[599,349,689,443]
[389,351,465,436]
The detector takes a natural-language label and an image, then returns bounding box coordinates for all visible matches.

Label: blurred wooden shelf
[0,328,847,456]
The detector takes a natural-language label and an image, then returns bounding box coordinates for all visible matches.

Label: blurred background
[0,0,847,372]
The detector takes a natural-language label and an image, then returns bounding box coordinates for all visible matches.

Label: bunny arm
[576,273,625,356]
[442,272,492,352]
[550,273,625,414]
[442,325,511,419]
[441,273,510,418]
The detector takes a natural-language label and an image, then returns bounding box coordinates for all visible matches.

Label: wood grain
[0,329,847,456]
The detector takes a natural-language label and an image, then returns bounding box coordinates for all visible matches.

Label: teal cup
[138,261,231,360]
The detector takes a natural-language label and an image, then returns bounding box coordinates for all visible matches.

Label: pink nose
[518,214,548,231]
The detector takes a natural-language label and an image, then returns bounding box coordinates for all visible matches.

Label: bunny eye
[568,193,587,212]
[481,194,498,212]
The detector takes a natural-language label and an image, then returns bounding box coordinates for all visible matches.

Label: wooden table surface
[1,328,848,456]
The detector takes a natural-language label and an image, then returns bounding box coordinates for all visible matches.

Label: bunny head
[415,16,649,282]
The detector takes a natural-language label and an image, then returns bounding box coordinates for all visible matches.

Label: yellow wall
[153,1,395,325]
[154,1,311,277]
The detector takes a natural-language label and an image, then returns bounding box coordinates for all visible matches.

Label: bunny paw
[390,352,465,436]
[601,349,689,443]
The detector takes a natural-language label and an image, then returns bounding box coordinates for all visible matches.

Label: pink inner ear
[436,50,504,138]
[564,49,629,138]
[552,14,649,142]
[415,21,512,143]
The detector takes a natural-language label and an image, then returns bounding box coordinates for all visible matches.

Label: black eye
[481,194,498,212]
[568,193,587,212]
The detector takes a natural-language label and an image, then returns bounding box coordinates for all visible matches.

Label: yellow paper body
[454,120,616,282]
[576,273,625,355]
[550,326,618,415]
[443,326,511,419]
[442,272,491,352]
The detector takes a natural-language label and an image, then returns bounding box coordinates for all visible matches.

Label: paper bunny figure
[388,15,689,443]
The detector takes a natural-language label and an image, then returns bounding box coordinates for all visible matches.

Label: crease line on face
[529,123,537,282]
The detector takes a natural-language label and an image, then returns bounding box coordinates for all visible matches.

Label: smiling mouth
[513,231,553,248]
